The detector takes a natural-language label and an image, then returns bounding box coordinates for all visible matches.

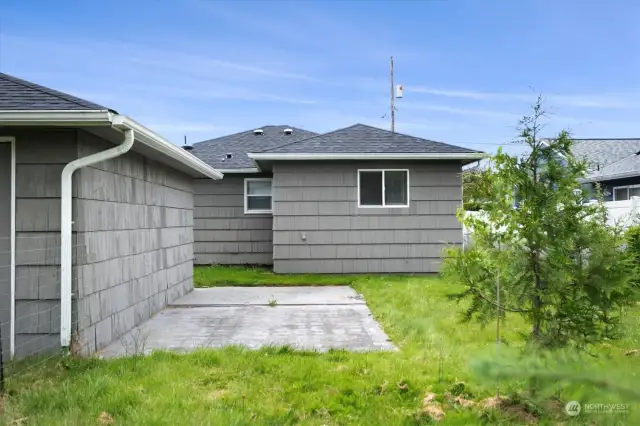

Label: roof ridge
[192,124,314,146]
[253,124,362,153]
[357,122,483,152]
[0,72,108,110]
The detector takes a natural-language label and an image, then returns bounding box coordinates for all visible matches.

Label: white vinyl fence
[462,197,640,247]
[597,197,640,228]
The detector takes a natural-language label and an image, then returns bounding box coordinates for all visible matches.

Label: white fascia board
[217,168,262,173]
[0,110,224,180]
[247,152,487,161]
[113,116,223,180]
[0,110,114,126]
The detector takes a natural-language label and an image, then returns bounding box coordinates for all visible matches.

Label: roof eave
[581,170,640,183]
[0,109,114,126]
[216,167,262,173]
[0,109,223,180]
[247,152,487,161]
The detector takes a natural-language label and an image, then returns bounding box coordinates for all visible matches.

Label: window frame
[244,177,273,214]
[613,184,640,201]
[357,168,410,208]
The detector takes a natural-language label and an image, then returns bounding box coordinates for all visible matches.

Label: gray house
[191,124,484,273]
[572,139,640,201]
[0,73,223,359]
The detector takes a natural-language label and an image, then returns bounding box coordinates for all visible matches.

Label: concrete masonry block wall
[73,131,194,356]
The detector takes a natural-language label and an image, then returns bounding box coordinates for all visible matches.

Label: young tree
[443,99,639,349]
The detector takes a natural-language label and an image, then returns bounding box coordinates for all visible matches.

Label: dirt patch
[421,392,445,422]
[479,395,539,424]
[98,412,115,425]
[445,391,475,408]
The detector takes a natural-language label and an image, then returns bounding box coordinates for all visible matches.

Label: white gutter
[0,110,114,126]
[217,168,261,173]
[114,116,223,180]
[59,127,135,347]
[0,111,223,180]
[247,152,487,161]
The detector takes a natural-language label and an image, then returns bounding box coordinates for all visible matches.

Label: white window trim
[613,184,640,201]
[244,177,273,214]
[0,136,15,357]
[357,169,410,208]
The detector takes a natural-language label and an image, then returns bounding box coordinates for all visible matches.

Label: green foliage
[462,167,491,211]
[443,98,640,349]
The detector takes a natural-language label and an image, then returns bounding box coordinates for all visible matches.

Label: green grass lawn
[193,264,374,286]
[2,267,639,425]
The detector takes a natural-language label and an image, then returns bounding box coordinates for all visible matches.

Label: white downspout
[60,127,135,347]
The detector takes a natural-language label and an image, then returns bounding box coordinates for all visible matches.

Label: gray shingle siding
[194,175,273,265]
[271,161,463,274]
[74,131,194,355]
[8,128,78,358]
[0,73,110,111]
[3,127,195,358]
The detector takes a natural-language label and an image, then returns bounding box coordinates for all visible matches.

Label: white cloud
[407,86,640,110]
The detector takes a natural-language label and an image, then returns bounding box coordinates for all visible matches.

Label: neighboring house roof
[249,123,483,160]
[190,125,318,171]
[0,72,111,111]
[571,138,640,182]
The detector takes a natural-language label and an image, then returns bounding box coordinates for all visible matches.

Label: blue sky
[0,0,638,153]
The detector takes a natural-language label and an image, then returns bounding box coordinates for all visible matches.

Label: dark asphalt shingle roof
[572,139,640,181]
[257,123,482,154]
[0,72,110,111]
[191,125,318,169]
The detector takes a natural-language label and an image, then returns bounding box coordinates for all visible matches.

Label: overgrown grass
[2,272,639,425]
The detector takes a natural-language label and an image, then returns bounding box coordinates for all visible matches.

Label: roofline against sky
[247,152,488,161]
[0,109,223,179]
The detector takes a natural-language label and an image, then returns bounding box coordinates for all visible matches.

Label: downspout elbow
[60,128,135,348]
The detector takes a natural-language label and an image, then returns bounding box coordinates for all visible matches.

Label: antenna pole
[390,56,395,133]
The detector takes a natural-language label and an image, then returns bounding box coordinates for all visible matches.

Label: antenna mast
[390,56,395,133]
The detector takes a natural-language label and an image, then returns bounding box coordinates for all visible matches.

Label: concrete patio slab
[99,286,394,357]
[169,286,366,307]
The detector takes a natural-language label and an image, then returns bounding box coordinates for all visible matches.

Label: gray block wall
[74,131,194,356]
[194,175,273,265]
[272,161,463,274]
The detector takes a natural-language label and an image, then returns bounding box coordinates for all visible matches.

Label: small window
[613,185,640,201]
[245,178,272,214]
[614,187,628,201]
[358,169,409,208]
